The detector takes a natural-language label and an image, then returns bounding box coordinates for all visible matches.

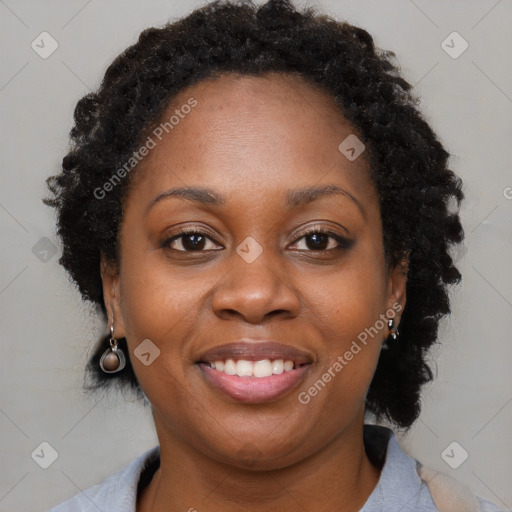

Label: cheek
[314,250,387,341]
[304,249,388,396]
[117,255,207,414]
[117,250,211,368]
[288,254,388,455]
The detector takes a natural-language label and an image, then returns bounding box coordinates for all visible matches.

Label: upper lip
[197,340,314,365]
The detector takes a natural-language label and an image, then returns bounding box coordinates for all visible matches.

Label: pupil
[184,234,205,250]
[307,233,327,250]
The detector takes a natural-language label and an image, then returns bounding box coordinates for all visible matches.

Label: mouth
[195,340,313,404]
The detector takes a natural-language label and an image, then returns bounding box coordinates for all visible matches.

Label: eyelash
[294,227,353,251]
[162,227,353,253]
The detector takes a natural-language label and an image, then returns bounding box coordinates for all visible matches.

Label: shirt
[47,425,506,511]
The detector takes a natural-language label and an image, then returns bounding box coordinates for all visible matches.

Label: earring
[382,318,400,350]
[387,318,399,342]
[99,323,126,373]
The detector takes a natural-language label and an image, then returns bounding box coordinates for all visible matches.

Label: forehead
[127,72,375,211]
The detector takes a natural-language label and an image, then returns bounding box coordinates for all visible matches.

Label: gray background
[1,0,511,510]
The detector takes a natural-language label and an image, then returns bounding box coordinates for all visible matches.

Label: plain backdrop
[1,0,511,510]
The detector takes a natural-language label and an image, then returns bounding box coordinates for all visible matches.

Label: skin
[101,72,407,512]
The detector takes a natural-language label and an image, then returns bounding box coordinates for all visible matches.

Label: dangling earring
[387,318,399,342]
[99,322,126,373]
[382,318,400,350]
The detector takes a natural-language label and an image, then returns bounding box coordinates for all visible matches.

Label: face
[101,72,406,470]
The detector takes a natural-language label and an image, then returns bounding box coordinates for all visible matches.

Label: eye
[162,229,222,252]
[162,227,353,253]
[289,228,353,252]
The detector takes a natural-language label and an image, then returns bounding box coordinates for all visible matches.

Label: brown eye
[162,230,222,252]
[290,229,354,252]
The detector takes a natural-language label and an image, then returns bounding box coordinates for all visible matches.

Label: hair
[44,0,464,429]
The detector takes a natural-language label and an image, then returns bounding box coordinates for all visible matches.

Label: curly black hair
[44,0,464,429]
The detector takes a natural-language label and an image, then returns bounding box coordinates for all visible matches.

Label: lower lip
[197,363,311,404]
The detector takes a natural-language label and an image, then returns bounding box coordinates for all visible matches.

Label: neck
[137,416,381,512]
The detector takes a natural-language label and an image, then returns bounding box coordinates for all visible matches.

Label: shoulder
[362,425,507,512]
[417,464,507,512]
[47,445,160,512]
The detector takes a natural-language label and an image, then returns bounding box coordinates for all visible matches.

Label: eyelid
[162,227,223,251]
[292,223,349,239]
[162,224,352,253]
[289,226,353,251]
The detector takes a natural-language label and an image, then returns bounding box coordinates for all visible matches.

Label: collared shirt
[47,425,505,511]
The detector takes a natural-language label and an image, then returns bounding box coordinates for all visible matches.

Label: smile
[197,362,312,403]
[195,340,314,403]
[205,358,303,377]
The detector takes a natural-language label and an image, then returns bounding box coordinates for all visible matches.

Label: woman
[44,0,505,510]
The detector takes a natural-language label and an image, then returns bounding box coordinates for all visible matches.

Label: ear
[100,253,126,338]
[385,255,408,322]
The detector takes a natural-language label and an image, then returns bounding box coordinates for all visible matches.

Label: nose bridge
[211,234,299,322]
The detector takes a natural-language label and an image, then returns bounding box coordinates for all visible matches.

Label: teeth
[224,359,236,375]
[236,360,253,377]
[272,359,284,374]
[253,360,273,378]
[208,358,297,378]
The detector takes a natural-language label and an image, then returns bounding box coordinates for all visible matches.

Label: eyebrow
[286,184,363,214]
[145,186,225,216]
[145,184,364,216]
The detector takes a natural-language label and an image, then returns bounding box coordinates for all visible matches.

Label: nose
[211,245,300,324]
